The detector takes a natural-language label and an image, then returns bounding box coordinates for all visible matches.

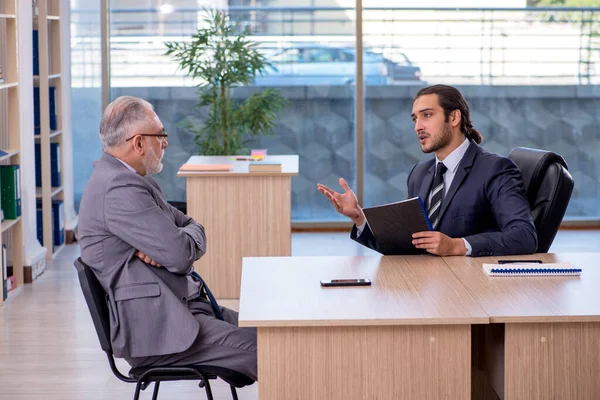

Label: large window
[362,6,600,221]
[105,0,357,222]
[72,2,600,222]
[71,0,102,210]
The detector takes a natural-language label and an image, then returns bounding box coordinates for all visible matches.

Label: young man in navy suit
[318,84,537,257]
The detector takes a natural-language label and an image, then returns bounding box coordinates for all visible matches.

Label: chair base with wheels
[74,257,254,400]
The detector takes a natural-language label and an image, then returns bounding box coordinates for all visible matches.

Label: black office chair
[508,147,574,253]
[73,258,254,400]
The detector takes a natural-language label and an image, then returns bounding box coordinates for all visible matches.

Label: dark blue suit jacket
[352,140,538,256]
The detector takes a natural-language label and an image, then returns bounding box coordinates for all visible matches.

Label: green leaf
[165,8,287,156]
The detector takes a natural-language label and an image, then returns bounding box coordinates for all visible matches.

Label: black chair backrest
[74,257,113,353]
[508,147,574,253]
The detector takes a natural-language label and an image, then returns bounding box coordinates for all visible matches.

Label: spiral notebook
[362,196,432,255]
[483,263,581,276]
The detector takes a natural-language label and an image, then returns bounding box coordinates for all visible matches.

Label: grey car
[254,44,423,85]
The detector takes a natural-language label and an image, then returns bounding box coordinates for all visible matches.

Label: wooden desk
[444,253,600,400]
[239,255,488,400]
[178,155,298,298]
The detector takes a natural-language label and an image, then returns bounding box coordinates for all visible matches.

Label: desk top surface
[238,255,488,327]
[177,155,299,177]
[443,252,600,323]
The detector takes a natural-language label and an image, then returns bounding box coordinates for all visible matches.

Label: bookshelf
[33,0,65,264]
[0,0,24,304]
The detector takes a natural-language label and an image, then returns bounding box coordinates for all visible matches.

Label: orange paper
[179,163,233,172]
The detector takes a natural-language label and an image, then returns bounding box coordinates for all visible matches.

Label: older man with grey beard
[77,96,257,380]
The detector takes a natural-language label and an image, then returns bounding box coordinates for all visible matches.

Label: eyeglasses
[125,131,168,143]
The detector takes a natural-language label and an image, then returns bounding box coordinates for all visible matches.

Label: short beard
[422,122,453,154]
[143,145,163,175]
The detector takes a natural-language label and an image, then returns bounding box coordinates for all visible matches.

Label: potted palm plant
[165,9,286,155]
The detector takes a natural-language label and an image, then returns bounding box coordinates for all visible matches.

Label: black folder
[362,197,432,255]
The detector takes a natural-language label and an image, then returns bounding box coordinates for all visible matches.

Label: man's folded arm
[105,178,206,274]
[166,201,207,256]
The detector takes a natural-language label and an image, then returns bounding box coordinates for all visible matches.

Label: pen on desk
[497,259,543,264]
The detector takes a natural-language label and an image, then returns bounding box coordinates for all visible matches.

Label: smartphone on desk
[320,279,371,287]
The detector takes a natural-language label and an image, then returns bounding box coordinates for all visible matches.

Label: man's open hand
[317,178,365,226]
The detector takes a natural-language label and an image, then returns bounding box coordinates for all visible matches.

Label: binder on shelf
[34,87,40,134]
[0,165,21,219]
[36,201,43,245]
[2,244,7,301]
[33,29,39,75]
[49,87,57,131]
[361,197,432,255]
[36,201,55,251]
[52,199,64,247]
[34,143,60,187]
[50,142,61,187]
[33,87,58,135]
[483,263,582,276]
[35,143,41,187]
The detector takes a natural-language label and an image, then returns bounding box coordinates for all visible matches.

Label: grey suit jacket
[78,152,207,358]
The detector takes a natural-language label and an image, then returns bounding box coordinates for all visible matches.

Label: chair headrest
[508,147,569,200]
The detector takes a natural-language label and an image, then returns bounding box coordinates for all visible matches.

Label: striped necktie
[428,162,448,230]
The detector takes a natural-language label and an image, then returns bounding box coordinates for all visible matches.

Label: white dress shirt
[357,138,473,255]
[116,157,137,173]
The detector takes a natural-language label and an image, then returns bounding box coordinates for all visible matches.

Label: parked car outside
[253,44,424,86]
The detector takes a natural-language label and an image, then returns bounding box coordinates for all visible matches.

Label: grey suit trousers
[125,300,257,381]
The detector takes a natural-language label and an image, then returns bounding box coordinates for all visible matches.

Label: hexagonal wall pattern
[96,86,600,221]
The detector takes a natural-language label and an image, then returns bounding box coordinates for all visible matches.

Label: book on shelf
[249,161,282,173]
[179,163,233,172]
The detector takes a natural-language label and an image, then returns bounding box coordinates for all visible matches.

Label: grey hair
[99,96,154,151]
